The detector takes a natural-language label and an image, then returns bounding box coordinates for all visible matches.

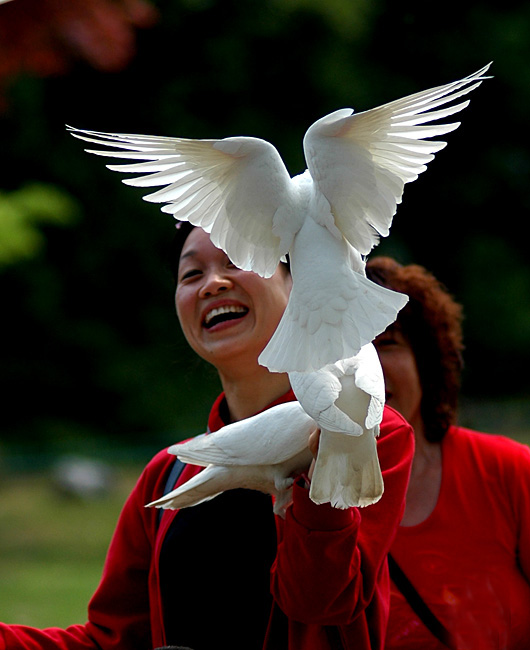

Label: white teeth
[204,305,247,325]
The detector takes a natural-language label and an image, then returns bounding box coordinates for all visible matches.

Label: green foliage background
[1,0,530,452]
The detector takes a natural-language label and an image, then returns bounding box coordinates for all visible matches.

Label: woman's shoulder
[381,404,414,436]
[447,425,530,472]
[129,446,185,506]
[145,446,177,471]
[448,424,529,450]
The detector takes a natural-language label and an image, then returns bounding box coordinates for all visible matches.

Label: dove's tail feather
[259,274,408,372]
[309,429,384,509]
[146,466,227,510]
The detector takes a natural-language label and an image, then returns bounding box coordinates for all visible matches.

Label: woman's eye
[179,269,202,282]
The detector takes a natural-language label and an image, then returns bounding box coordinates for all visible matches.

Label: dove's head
[172,226,292,373]
[367,257,464,443]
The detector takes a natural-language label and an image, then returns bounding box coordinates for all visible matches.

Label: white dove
[147,401,316,518]
[289,343,385,509]
[149,346,384,513]
[68,63,490,372]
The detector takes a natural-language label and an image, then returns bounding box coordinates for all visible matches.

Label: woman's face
[373,326,423,431]
[175,228,292,369]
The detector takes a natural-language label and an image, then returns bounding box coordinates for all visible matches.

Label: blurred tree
[0,0,158,107]
[0,184,79,266]
[0,0,528,450]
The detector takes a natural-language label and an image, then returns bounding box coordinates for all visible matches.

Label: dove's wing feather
[261,273,407,372]
[147,465,243,510]
[289,367,342,418]
[289,366,360,434]
[365,399,385,432]
[313,406,363,436]
[261,266,407,374]
[303,63,491,255]
[148,457,311,517]
[169,402,314,467]
[338,346,385,430]
[67,128,300,278]
[350,344,385,401]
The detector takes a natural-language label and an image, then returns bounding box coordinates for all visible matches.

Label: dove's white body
[263,209,408,370]
[289,344,385,508]
[69,64,490,373]
[147,401,315,517]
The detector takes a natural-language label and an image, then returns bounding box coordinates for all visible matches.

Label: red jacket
[386,426,530,649]
[0,392,413,650]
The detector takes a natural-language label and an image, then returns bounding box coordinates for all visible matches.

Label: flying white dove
[68,63,490,372]
[289,343,385,509]
[147,401,315,518]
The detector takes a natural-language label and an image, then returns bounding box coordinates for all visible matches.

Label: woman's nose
[198,271,233,298]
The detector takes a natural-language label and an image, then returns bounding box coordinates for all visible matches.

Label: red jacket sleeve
[270,407,414,647]
[0,450,173,650]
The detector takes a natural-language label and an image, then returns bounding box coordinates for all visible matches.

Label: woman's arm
[0,450,173,650]
[270,407,414,626]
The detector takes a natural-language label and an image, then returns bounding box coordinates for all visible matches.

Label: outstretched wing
[68,128,300,277]
[147,465,230,509]
[303,63,491,255]
[168,402,315,467]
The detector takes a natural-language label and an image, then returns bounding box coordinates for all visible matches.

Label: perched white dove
[147,401,316,518]
[290,343,385,509]
[148,346,384,513]
[68,63,490,373]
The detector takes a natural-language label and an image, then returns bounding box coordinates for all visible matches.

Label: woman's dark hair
[169,221,196,283]
[366,257,464,442]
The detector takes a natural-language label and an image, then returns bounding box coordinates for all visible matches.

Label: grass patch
[0,464,142,628]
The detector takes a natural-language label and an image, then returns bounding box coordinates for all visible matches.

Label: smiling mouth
[203,305,249,329]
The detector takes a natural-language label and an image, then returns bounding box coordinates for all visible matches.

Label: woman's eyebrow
[179,249,197,262]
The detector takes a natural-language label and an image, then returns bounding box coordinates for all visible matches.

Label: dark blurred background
[1,0,529,464]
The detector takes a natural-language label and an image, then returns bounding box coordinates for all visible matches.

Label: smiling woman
[0,225,414,650]
[174,227,292,407]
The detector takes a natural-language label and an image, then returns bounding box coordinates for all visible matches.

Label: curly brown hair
[366,257,464,442]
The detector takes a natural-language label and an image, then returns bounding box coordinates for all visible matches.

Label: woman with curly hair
[366,257,530,650]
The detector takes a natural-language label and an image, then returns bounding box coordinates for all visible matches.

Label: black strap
[388,554,457,650]
[156,435,208,526]
[157,458,187,526]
